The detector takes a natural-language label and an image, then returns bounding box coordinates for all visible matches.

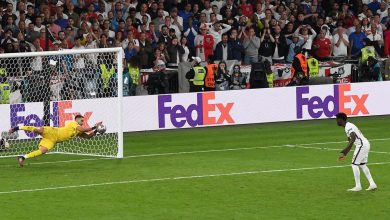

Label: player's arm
[338,132,357,161]
[76,122,102,133]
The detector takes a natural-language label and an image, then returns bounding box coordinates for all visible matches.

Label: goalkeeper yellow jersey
[55,121,82,142]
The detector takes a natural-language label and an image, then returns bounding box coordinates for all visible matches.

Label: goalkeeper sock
[25,149,43,159]
[20,126,37,132]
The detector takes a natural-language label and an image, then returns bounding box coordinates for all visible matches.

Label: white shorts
[352,143,370,165]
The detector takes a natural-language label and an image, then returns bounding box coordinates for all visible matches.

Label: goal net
[0,48,123,158]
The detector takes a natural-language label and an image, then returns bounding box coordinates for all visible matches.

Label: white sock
[352,165,361,188]
[23,154,29,159]
[360,164,376,186]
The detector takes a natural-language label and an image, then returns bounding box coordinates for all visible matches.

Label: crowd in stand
[2,0,390,64]
[0,0,389,99]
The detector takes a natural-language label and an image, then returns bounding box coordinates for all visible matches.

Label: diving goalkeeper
[8,115,102,167]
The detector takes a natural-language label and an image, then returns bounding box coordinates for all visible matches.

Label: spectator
[254,3,265,21]
[194,24,214,62]
[209,22,231,49]
[230,65,247,90]
[295,25,317,54]
[211,0,225,12]
[122,31,139,49]
[54,4,68,30]
[214,61,230,91]
[286,33,305,63]
[211,5,222,21]
[332,26,349,57]
[136,3,151,24]
[152,48,166,68]
[99,34,110,48]
[202,0,213,22]
[39,28,54,51]
[221,0,237,18]
[148,2,159,20]
[138,32,153,68]
[361,18,371,36]
[383,23,390,57]
[367,24,383,56]
[349,24,366,57]
[170,8,183,33]
[146,22,159,48]
[312,30,332,60]
[229,29,244,62]
[180,36,191,62]
[272,25,288,62]
[167,37,185,64]
[67,3,80,28]
[179,3,193,28]
[243,27,261,64]
[124,42,138,62]
[157,42,170,63]
[259,28,276,64]
[183,17,198,49]
[214,33,233,61]
[240,0,254,18]
[222,8,238,30]
[153,9,166,30]
[58,31,73,49]
[160,16,181,39]
[192,4,201,21]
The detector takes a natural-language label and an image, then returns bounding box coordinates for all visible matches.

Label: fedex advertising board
[1,82,390,135]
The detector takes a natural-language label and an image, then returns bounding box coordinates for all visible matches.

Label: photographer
[364,56,383,82]
[287,71,309,86]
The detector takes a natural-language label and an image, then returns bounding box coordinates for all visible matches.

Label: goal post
[0,47,124,158]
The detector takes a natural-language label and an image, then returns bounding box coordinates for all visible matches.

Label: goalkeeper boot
[17,156,25,167]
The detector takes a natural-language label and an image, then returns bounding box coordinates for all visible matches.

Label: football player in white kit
[336,113,377,192]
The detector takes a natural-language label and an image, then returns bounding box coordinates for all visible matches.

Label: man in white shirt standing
[336,112,377,192]
[367,24,383,54]
[209,22,231,49]
[332,26,349,57]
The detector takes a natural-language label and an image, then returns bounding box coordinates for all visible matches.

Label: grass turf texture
[1,116,390,220]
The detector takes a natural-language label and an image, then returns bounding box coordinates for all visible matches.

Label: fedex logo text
[296,84,369,119]
[11,101,93,138]
[158,92,235,128]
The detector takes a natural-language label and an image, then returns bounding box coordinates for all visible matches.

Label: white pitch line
[1,138,390,167]
[292,145,390,155]
[1,161,390,195]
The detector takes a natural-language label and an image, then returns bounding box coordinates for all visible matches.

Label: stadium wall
[1,81,390,139]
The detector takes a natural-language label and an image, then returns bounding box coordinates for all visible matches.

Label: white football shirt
[345,122,369,147]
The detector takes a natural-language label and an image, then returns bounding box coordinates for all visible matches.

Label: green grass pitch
[1,116,390,219]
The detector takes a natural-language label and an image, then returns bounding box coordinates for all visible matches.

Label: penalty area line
[1,161,390,195]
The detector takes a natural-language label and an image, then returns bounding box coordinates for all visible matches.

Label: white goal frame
[0,47,123,158]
